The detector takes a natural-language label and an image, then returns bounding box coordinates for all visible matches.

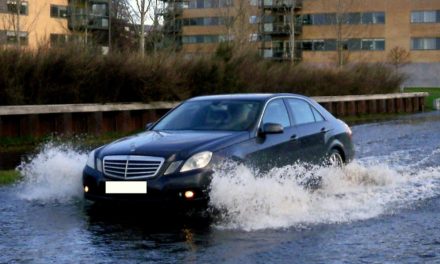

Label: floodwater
[1,112,440,263]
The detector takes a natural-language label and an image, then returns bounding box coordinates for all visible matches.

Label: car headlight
[86,150,96,169]
[180,151,212,172]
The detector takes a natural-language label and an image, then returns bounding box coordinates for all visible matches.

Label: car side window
[286,99,316,125]
[311,107,325,122]
[262,99,291,127]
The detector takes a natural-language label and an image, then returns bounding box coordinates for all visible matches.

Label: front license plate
[105,181,147,194]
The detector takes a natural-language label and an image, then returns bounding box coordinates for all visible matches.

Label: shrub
[0,47,405,106]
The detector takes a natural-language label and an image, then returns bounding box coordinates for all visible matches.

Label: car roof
[187,93,309,102]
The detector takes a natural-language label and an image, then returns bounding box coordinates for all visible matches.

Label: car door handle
[291,134,297,140]
[321,127,329,133]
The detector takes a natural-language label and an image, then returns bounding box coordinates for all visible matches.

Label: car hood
[97,130,250,160]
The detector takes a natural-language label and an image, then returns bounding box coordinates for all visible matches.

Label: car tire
[328,149,344,167]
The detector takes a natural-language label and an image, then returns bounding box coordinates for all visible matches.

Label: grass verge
[0,170,21,185]
[404,87,440,110]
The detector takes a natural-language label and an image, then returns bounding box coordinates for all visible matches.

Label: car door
[244,98,301,171]
[285,98,329,164]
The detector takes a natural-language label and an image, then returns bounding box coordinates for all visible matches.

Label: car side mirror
[145,122,154,130]
[261,123,284,135]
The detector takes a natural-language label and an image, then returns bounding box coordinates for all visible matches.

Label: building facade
[0,0,109,49]
[160,0,440,65]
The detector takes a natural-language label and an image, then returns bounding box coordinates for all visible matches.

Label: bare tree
[334,0,354,67]
[220,0,253,50]
[387,46,410,71]
[127,0,154,55]
[286,0,297,62]
[321,0,365,67]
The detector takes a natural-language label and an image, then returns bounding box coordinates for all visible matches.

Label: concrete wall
[0,93,428,139]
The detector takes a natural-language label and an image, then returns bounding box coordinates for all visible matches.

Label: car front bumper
[82,166,211,209]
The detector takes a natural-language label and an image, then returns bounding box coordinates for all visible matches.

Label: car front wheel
[328,149,344,167]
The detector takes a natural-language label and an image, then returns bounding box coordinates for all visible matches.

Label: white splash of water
[209,161,440,231]
[16,142,88,202]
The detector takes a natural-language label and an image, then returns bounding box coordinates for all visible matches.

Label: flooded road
[1,112,440,263]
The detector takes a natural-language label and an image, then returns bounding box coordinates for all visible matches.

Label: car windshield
[153,100,263,131]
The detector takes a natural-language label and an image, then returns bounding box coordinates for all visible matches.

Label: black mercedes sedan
[83,94,354,207]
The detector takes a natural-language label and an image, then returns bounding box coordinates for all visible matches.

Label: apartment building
[0,0,109,49]
[160,0,440,65]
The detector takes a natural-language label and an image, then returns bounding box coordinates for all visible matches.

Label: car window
[311,106,325,122]
[262,99,290,127]
[286,99,316,125]
[153,100,262,131]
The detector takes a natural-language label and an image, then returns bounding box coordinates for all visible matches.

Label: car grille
[103,155,165,180]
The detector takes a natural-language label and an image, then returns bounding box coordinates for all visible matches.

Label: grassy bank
[0,170,21,185]
[404,87,440,110]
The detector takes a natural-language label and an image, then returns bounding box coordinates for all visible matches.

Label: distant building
[159,0,440,64]
[157,0,440,86]
[0,0,109,49]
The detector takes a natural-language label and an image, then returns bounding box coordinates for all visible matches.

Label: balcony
[261,0,302,10]
[262,23,302,35]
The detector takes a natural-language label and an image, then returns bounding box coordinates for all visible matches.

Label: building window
[2,31,28,45]
[347,13,361,24]
[182,35,227,44]
[367,12,385,24]
[347,39,361,50]
[301,38,385,51]
[303,12,385,25]
[50,5,68,18]
[301,39,337,51]
[411,38,440,50]
[249,15,259,24]
[6,0,28,15]
[187,0,232,8]
[50,34,68,45]
[411,11,440,23]
[182,16,229,26]
[361,39,385,50]
[91,3,108,16]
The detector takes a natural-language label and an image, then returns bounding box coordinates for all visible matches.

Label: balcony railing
[261,0,302,10]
